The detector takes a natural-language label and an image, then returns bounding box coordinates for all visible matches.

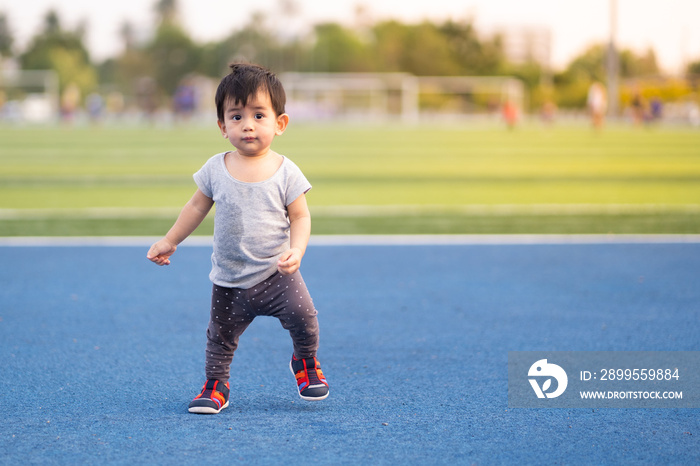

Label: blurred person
[85,93,104,124]
[587,82,607,129]
[60,83,81,123]
[644,96,663,126]
[136,77,158,121]
[649,97,663,122]
[105,91,125,122]
[147,63,329,414]
[540,99,557,125]
[502,99,519,129]
[173,77,197,122]
[630,87,646,125]
[685,101,700,127]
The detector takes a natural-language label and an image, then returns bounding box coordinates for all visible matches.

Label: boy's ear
[217,119,227,137]
[275,113,289,135]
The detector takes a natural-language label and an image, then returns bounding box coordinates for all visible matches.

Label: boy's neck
[225,150,283,183]
[234,147,272,160]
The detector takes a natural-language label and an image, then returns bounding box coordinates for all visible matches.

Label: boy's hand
[147,239,177,266]
[277,248,303,275]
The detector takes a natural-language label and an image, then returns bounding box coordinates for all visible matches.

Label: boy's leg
[204,285,255,382]
[250,271,319,358]
[239,271,329,401]
[263,271,328,401]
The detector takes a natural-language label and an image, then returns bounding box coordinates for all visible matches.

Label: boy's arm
[277,193,311,275]
[147,189,214,266]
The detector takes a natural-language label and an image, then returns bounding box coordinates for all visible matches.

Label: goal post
[0,69,60,123]
[280,72,523,122]
[417,76,524,119]
[281,72,418,122]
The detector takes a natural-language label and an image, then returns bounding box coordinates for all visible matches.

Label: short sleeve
[193,155,218,198]
[283,159,312,206]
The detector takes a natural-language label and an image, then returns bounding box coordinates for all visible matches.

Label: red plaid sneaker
[290,355,329,401]
[188,379,230,414]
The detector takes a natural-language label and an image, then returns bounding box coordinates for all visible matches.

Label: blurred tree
[21,11,89,69]
[371,21,406,72]
[199,12,295,76]
[198,41,231,78]
[688,60,700,74]
[0,12,13,57]
[311,23,372,72]
[155,0,179,25]
[20,10,97,96]
[142,0,201,97]
[120,21,137,52]
[688,59,700,83]
[400,22,459,76]
[10,8,678,114]
[110,47,155,95]
[50,48,97,92]
[312,19,505,76]
[560,43,661,84]
[504,61,545,110]
[227,14,276,66]
[619,48,659,77]
[148,23,200,95]
[552,43,663,109]
[560,44,607,84]
[370,21,460,75]
[438,20,504,75]
[98,19,153,104]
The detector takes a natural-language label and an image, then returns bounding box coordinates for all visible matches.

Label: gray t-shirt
[193,152,311,289]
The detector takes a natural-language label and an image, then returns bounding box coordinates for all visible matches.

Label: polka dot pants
[205,270,319,382]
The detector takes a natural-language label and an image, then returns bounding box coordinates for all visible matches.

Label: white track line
[1,204,699,219]
[311,204,700,216]
[1,234,700,247]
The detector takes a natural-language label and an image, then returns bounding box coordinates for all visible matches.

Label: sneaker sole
[188,400,229,414]
[289,361,329,401]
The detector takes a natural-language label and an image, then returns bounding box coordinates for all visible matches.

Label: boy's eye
[232,115,241,121]
[255,113,265,119]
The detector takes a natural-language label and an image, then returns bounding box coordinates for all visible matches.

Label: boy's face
[217,90,289,158]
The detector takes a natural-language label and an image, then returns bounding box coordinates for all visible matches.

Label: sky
[2,0,699,74]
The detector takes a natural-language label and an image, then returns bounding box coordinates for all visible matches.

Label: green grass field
[1,123,699,236]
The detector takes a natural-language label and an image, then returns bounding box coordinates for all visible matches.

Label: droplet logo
[528,359,568,399]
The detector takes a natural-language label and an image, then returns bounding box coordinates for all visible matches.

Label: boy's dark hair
[215,63,286,121]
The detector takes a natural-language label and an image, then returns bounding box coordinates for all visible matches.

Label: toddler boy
[147,63,329,414]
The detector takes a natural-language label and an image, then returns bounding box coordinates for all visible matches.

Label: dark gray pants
[205,270,319,382]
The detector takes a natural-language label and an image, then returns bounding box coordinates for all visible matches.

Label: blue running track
[1,237,698,464]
